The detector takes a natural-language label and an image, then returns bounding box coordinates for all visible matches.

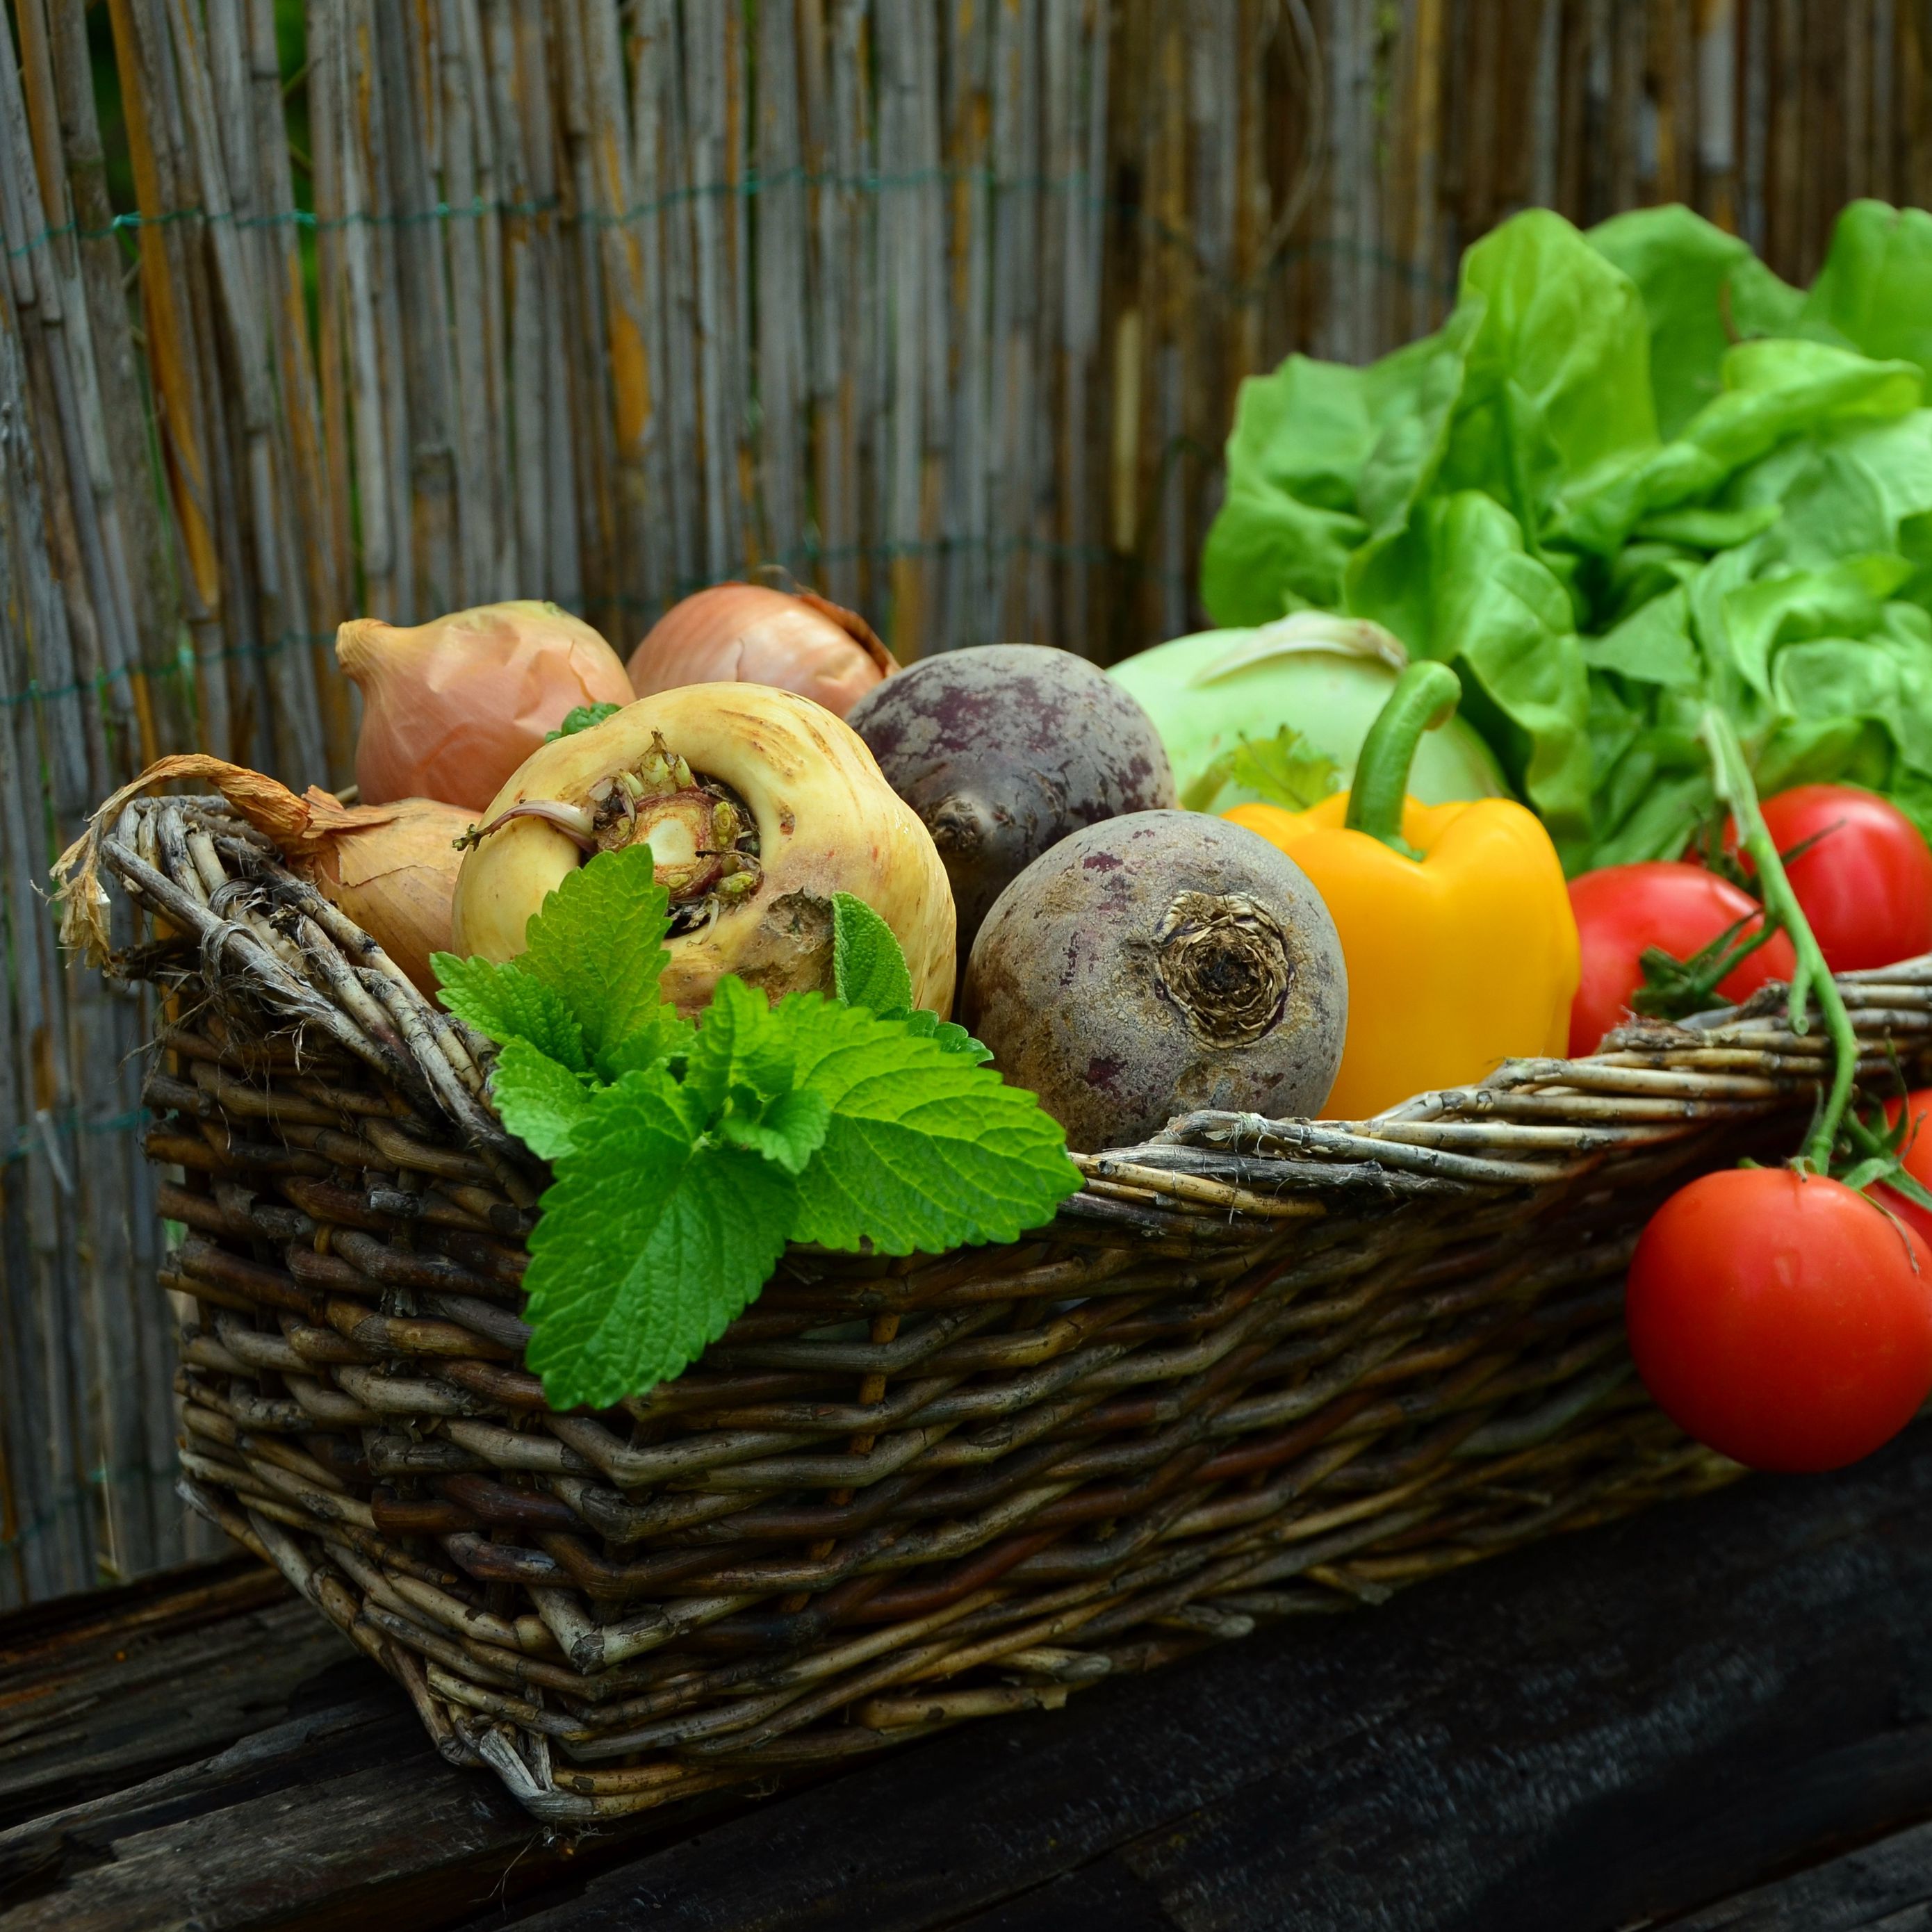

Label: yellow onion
[299,798,473,995]
[54,754,466,996]
[339,601,636,812]
[625,584,897,719]
[452,684,955,1015]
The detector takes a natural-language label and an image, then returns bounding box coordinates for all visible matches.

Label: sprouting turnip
[450,684,956,1017]
[845,644,1174,962]
[961,811,1347,1152]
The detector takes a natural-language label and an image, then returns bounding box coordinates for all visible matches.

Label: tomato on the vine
[1566,861,1796,1058]
[1722,784,1932,973]
[1875,1088,1932,1247]
[1626,1167,1932,1472]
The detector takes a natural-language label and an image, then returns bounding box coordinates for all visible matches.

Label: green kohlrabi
[1107,611,1507,814]
[1191,197,1932,873]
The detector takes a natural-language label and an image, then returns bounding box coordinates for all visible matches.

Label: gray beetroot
[960,811,1348,1152]
[845,644,1174,963]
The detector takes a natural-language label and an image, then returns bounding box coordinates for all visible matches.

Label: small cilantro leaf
[545,701,623,742]
[522,1071,796,1410]
[491,1038,596,1160]
[518,846,680,1079]
[1235,727,1340,810]
[832,892,914,1016]
[432,955,587,1072]
[778,995,1079,1252]
[717,1086,833,1176]
[900,1007,994,1063]
[1181,726,1340,813]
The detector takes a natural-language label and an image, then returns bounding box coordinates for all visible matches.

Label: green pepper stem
[1698,705,1858,1168]
[1345,660,1464,856]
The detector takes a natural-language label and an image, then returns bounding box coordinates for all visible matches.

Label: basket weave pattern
[101,795,1932,1821]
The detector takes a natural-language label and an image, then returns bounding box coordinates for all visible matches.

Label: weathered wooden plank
[485,1429,1932,1932]
[3,1730,544,1932]
[14,1443,1932,1928]
[0,1560,736,1931]
[1669,1816,1932,1929]
[0,1590,350,1831]
[960,1858,1179,1931]
[3,1560,290,1795]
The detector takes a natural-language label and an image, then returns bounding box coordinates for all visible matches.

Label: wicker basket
[82,791,1932,1822]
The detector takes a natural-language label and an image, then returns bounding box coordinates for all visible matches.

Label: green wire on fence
[0,534,1194,713]
[1,1108,146,1168]
[6,167,1093,260]
[0,1453,181,1562]
[5,172,1461,303]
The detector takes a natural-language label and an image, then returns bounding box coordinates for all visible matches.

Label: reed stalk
[0,0,1915,1605]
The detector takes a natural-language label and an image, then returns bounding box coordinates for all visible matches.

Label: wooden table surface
[10,1429,1932,1931]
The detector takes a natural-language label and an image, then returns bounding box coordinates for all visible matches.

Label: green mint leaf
[545,701,623,742]
[830,895,989,1056]
[685,975,795,1115]
[522,1070,796,1410]
[491,1038,596,1159]
[597,1004,696,1079]
[900,1007,994,1064]
[518,846,683,1081]
[717,1086,833,1177]
[776,996,1079,1252]
[432,954,587,1072]
[831,892,915,1016]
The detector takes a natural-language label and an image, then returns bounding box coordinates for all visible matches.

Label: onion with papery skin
[452,685,955,1015]
[625,584,897,719]
[300,798,473,995]
[51,754,467,996]
[339,601,636,812]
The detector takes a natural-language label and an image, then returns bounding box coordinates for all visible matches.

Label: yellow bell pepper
[1226,661,1578,1120]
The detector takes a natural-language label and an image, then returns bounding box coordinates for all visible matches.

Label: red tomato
[1724,784,1932,973]
[1566,861,1797,1058]
[1626,1168,1932,1472]
[1876,1088,1932,1247]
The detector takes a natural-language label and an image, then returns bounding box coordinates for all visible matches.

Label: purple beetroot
[960,811,1348,1152]
[846,644,1174,964]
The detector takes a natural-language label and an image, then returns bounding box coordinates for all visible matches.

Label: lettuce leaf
[1197,197,1932,874]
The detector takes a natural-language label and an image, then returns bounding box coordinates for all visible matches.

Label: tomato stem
[1698,706,1858,1168]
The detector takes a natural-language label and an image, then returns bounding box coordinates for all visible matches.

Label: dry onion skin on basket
[450,681,957,1015]
[51,753,468,996]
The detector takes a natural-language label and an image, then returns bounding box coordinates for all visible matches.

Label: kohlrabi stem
[1345,660,1464,858]
[1698,705,1858,1169]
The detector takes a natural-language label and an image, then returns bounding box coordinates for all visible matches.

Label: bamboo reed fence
[2,0,1929,1608]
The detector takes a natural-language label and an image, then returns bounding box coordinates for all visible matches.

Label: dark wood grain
[0,1561,774,1930]
[491,1427,1932,1932]
[1667,1816,1932,1927]
[10,1436,1932,1931]
[0,1557,342,1828]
